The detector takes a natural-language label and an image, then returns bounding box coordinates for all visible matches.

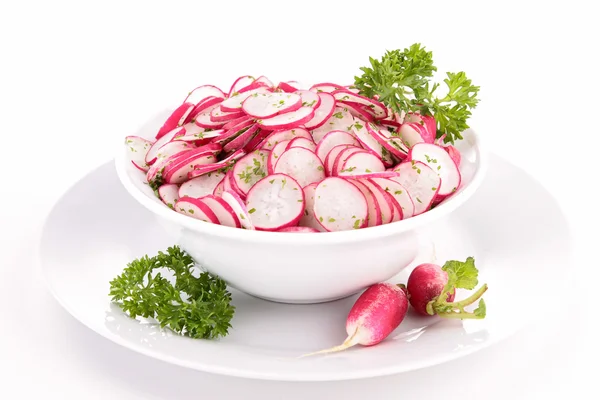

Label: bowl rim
[115,113,488,244]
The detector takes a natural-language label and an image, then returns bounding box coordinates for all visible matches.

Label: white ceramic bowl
[115,109,487,304]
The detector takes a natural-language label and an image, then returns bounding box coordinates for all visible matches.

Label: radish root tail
[298,328,360,358]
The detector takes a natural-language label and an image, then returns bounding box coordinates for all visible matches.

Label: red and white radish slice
[198,195,241,228]
[231,149,270,195]
[158,184,180,210]
[187,97,224,124]
[332,90,387,119]
[409,143,461,196]
[154,140,194,162]
[242,92,302,119]
[285,137,316,152]
[295,90,321,108]
[298,183,326,232]
[221,190,254,229]
[338,101,376,123]
[228,75,255,97]
[146,150,184,184]
[310,106,355,143]
[277,226,320,233]
[194,104,225,129]
[174,124,223,142]
[314,177,368,231]
[391,161,441,215]
[445,145,461,167]
[155,103,194,139]
[309,82,345,93]
[184,85,225,106]
[210,106,245,123]
[332,147,367,176]
[222,123,260,153]
[404,113,436,143]
[359,179,394,224]
[226,169,246,199]
[369,178,415,219]
[338,151,386,176]
[351,120,394,166]
[267,140,291,174]
[221,87,270,112]
[214,117,255,145]
[366,124,408,160]
[179,171,226,199]
[324,144,356,176]
[163,150,218,184]
[350,180,382,227]
[344,171,398,179]
[380,119,401,132]
[259,128,312,150]
[145,126,185,165]
[274,147,326,187]
[213,178,226,197]
[243,128,269,153]
[175,197,219,224]
[398,122,431,147]
[245,174,304,231]
[124,136,152,171]
[257,106,314,130]
[344,85,360,94]
[255,75,275,89]
[187,148,245,180]
[315,130,361,164]
[278,81,302,93]
[304,92,335,130]
[223,115,253,131]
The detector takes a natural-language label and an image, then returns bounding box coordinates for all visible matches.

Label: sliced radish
[375,126,410,159]
[210,106,245,123]
[223,115,253,131]
[124,136,152,171]
[188,97,224,124]
[404,113,436,143]
[228,75,255,96]
[174,124,223,142]
[295,90,321,108]
[380,119,401,132]
[179,171,226,199]
[338,151,386,176]
[369,178,415,219]
[145,126,185,165]
[359,179,394,224]
[274,147,325,187]
[154,140,194,162]
[257,107,314,130]
[163,150,218,184]
[259,128,312,150]
[222,123,260,153]
[267,140,291,174]
[332,147,367,176]
[391,161,441,215]
[304,92,335,130]
[278,81,302,92]
[158,184,180,210]
[324,144,356,176]
[277,226,320,233]
[285,137,316,152]
[344,85,360,94]
[184,85,225,106]
[445,145,461,167]
[242,92,302,119]
[213,178,226,197]
[338,101,375,123]
[221,190,254,229]
[193,104,225,129]
[226,169,246,199]
[315,130,361,163]
[409,143,461,196]
[298,183,326,232]
[146,150,185,184]
[187,148,245,179]
[332,90,387,119]
[214,117,255,145]
[309,82,345,93]
[314,177,368,231]
[175,197,219,224]
[350,180,382,227]
[343,171,398,179]
[398,122,432,147]
[231,149,270,195]
[155,103,194,139]
[243,128,269,152]
[221,87,270,112]
[255,75,275,89]
[310,106,355,143]
[351,119,394,166]
[245,174,304,231]
[198,195,241,228]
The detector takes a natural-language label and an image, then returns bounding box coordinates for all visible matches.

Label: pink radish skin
[145,126,186,165]
[398,122,430,147]
[406,264,456,316]
[302,283,408,356]
[187,148,245,180]
[285,137,316,152]
[304,92,336,130]
[125,136,152,172]
[227,75,255,97]
[332,89,388,119]
[225,170,246,199]
[391,161,441,215]
[294,90,321,108]
[332,147,367,176]
[338,101,376,123]
[404,113,436,143]
[155,103,194,139]
[259,128,312,150]
[309,82,345,93]
[184,85,225,106]
[193,104,225,129]
[188,97,224,123]
[409,143,461,196]
[213,178,225,197]
[223,115,253,131]
[323,144,355,176]
[222,123,260,153]
[243,128,270,153]
[175,197,220,224]
[210,106,245,123]
[267,140,291,174]
[257,106,315,130]
[164,151,217,184]
[359,179,394,224]
[338,151,386,176]
[221,190,254,230]
[445,145,461,167]
[277,226,320,233]
[242,92,302,119]
[315,130,361,164]
[221,88,270,112]
[298,183,326,232]
[369,178,415,219]
[278,81,302,93]
[198,195,241,228]
[214,118,255,145]
[350,180,382,227]
[255,75,275,89]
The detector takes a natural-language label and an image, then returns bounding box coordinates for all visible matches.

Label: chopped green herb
[269,179,275,184]
[188,209,195,214]
[394,190,403,195]
[248,208,256,214]
[353,219,361,229]
[432,187,437,191]
[416,197,423,203]
[317,165,324,171]
[365,168,372,173]
[417,168,421,174]
[319,216,323,222]
[328,217,336,223]
[354,122,363,130]
[239,213,245,220]
[297,199,303,202]
[281,179,287,189]
[332,112,343,119]
[437,165,441,170]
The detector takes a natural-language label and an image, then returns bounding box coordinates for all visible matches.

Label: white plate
[39,153,572,381]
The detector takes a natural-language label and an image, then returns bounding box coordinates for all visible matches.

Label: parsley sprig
[109,246,235,339]
[354,43,480,143]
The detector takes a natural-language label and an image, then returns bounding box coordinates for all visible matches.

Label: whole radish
[302,283,408,356]
[406,257,488,319]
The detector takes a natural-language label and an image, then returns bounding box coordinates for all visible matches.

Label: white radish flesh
[398,122,430,147]
[351,120,394,166]
[259,128,312,150]
[391,161,441,215]
[221,190,255,230]
[298,183,326,232]
[222,123,260,153]
[338,151,386,176]
[285,137,316,152]
[175,124,224,142]
[273,147,326,187]
[295,90,321,108]
[145,126,185,165]
[350,180,382,227]
[309,82,345,93]
[213,178,225,197]
[324,144,356,176]
[359,179,394,224]
[255,75,275,88]
[154,141,194,163]
[163,151,218,184]
[214,118,255,145]
[242,92,302,119]
[210,106,245,123]
[314,177,368,231]
[409,143,461,196]
[228,75,255,97]
[304,92,336,130]
[315,130,361,164]
[225,170,246,199]
[158,184,180,210]
[184,85,225,106]
[267,140,291,174]
[332,147,367,176]
[338,101,376,123]
[198,195,241,228]
[124,136,152,171]
[178,171,226,199]
[332,90,387,119]
[403,113,436,143]
[221,88,270,112]
[187,148,245,180]
[257,106,315,130]
[231,149,270,195]
[194,105,225,129]
[310,106,355,143]
[369,178,415,219]
[245,174,304,231]
[155,103,194,139]
[175,197,219,224]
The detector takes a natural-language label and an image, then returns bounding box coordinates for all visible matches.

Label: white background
[0,0,597,398]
